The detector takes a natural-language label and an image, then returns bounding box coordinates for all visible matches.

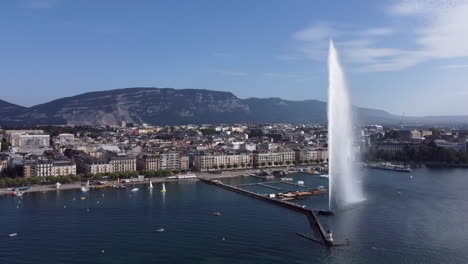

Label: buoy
[101,249,105,253]
[64,205,67,208]
[86,208,90,212]
[97,201,100,204]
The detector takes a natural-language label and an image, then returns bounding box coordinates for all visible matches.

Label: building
[193,153,253,171]
[51,160,77,176]
[295,148,329,162]
[58,133,75,145]
[374,142,417,154]
[180,155,189,170]
[253,149,295,167]
[23,159,76,177]
[159,152,184,170]
[0,156,8,173]
[73,153,113,175]
[137,154,160,171]
[434,140,467,153]
[10,134,50,148]
[109,155,137,172]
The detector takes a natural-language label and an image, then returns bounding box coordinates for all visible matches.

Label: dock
[200,178,334,247]
[236,181,309,189]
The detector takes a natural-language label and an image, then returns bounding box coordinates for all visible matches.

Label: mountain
[0,87,466,126]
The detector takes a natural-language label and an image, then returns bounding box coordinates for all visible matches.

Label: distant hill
[0,87,466,126]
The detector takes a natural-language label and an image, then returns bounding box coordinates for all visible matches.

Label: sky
[1,0,468,116]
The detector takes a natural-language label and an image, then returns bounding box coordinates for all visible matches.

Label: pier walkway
[200,178,334,247]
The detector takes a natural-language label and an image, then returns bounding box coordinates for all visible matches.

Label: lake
[1,167,468,263]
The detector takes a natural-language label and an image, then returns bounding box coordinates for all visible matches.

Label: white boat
[320,174,329,178]
[161,183,166,193]
[148,181,154,189]
[81,180,90,192]
[14,191,24,197]
[131,188,139,192]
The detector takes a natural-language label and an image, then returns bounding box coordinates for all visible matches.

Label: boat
[156,228,165,232]
[81,180,90,192]
[115,184,126,189]
[213,212,221,216]
[320,174,329,178]
[364,163,412,172]
[131,188,139,192]
[81,197,86,200]
[8,233,17,238]
[14,191,24,197]
[148,181,154,189]
[161,183,166,193]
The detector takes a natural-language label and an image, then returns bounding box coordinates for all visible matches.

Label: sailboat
[81,180,90,192]
[148,180,154,189]
[161,183,166,193]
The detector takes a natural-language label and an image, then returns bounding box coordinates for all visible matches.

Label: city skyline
[1,0,468,116]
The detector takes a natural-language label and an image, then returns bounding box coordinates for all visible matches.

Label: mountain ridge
[0,87,466,126]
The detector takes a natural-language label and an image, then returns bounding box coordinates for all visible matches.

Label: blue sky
[1,0,468,116]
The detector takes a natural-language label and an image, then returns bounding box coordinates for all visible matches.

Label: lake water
[1,167,468,264]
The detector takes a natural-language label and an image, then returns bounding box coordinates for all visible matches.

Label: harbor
[200,178,334,247]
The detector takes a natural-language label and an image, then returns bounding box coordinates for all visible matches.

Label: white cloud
[293,23,336,41]
[284,0,468,72]
[209,69,247,76]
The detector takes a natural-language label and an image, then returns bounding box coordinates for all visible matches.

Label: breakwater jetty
[200,178,334,247]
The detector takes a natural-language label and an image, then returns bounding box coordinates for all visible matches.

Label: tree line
[0,169,181,188]
[365,141,468,164]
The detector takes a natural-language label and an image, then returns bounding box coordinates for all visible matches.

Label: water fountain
[328,40,364,209]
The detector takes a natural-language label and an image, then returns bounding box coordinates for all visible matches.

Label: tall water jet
[328,40,364,209]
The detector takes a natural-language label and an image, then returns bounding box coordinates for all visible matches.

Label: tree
[267,162,272,166]
[226,164,232,169]
[285,161,291,165]
[261,162,266,167]
[233,164,239,168]
[219,164,226,169]
[240,163,245,168]
[1,138,9,151]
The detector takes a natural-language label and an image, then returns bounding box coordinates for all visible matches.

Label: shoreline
[0,168,278,195]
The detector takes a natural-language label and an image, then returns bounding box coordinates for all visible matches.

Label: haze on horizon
[1,0,468,116]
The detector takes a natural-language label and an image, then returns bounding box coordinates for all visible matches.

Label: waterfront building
[137,154,160,171]
[252,149,295,167]
[295,148,329,162]
[73,153,113,175]
[193,153,253,171]
[109,155,137,172]
[160,151,183,170]
[434,140,467,153]
[23,159,76,177]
